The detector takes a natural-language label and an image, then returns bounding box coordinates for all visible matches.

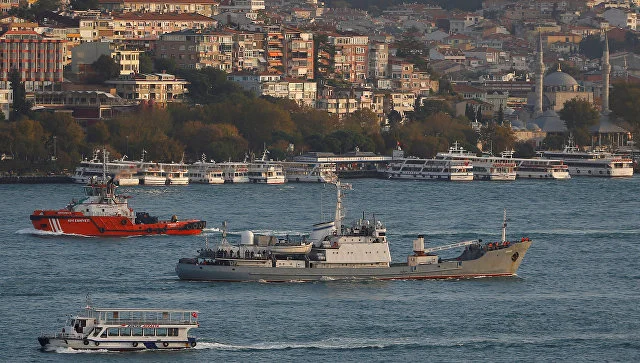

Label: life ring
[94,341,100,346]
[132,342,138,347]
[83,340,89,346]
[121,219,127,225]
[162,342,169,347]
[190,341,196,347]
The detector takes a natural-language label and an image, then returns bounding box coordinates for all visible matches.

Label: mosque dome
[532,109,567,133]
[543,71,579,88]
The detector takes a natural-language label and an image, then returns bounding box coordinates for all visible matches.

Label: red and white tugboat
[30,150,206,237]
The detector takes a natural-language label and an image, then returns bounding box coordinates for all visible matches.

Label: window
[120,327,131,336]
[108,328,119,336]
[132,327,143,336]
[156,328,167,336]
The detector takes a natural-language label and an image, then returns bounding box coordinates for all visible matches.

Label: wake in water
[16,228,93,238]
[194,337,422,351]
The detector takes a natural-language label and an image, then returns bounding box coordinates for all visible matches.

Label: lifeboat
[29,177,205,237]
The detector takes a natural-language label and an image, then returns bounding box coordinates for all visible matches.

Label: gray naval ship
[176,182,532,282]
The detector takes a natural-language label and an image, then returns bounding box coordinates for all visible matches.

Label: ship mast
[334,181,343,234]
[501,208,507,243]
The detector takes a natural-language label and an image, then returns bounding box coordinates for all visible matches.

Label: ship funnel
[413,235,425,253]
[241,230,254,245]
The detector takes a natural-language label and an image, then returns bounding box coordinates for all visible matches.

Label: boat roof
[93,308,198,313]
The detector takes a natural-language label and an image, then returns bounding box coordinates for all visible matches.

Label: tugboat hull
[30,210,205,237]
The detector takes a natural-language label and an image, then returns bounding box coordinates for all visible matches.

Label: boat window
[132,327,143,336]
[168,328,179,337]
[93,328,103,337]
[120,327,131,336]
[156,328,167,336]
[143,328,155,336]
[101,329,107,338]
[108,327,119,336]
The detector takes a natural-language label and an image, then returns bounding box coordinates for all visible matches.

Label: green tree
[89,55,120,84]
[154,58,177,74]
[479,122,516,154]
[9,68,31,121]
[139,52,154,74]
[610,81,640,133]
[558,98,599,145]
[70,0,98,10]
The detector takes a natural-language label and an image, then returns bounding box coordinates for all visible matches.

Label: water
[2,178,640,362]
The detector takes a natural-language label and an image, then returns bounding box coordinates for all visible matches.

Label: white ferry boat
[188,158,225,184]
[248,150,286,184]
[513,153,571,180]
[385,157,473,181]
[541,138,633,177]
[164,162,190,185]
[137,164,166,185]
[38,298,199,351]
[72,150,139,185]
[436,143,516,181]
[281,161,338,183]
[219,161,249,183]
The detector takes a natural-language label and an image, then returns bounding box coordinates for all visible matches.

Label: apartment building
[112,13,217,40]
[368,42,388,79]
[156,30,234,71]
[105,73,189,105]
[98,0,219,17]
[328,33,368,83]
[0,30,65,90]
[228,72,317,106]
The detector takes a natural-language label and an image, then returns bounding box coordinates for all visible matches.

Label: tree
[89,55,120,84]
[154,58,177,74]
[70,0,98,10]
[610,81,640,133]
[558,98,599,145]
[9,68,31,121]
[497,104,504,125]
[139,52,154,74]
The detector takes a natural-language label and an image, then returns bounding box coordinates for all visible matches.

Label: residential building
[0,88,11,117]
[218,0,265,12]
[0,30,65,91]
[156,30,234,71]
[368,42,388,79]
[71,42,142,77]
[105,73,189,105]
[228,72,317,107]
[98,0,220,17]
[328,33,368,83]
[112,13,217,40]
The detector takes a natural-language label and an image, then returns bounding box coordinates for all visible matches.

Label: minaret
[535,33,545,116]
[602,32,610,114]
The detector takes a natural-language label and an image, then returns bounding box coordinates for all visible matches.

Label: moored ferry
[541,138,633,177]
[436,143,517,181]
[219,161,249,183]
[514,155,571,180]
[385,157,473,181]
[164,162,190,185]
[188,158,225,184]
[38,298,199,351]
[281,161,338,183]
[248,150,286,184]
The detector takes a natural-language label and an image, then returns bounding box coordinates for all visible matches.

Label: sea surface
[1,177,639,362]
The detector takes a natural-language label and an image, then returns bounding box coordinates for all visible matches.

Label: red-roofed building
[0,30,65,90]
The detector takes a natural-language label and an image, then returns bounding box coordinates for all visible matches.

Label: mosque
[513,34,629,148]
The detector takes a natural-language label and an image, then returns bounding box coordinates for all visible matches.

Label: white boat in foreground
[38,298,199,351]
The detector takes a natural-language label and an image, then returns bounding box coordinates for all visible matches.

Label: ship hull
[38,337,196,351]
[30,210,205,236]
[176,241,531,282]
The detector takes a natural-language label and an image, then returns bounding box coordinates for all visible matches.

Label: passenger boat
[513,154,571,180]
[248,150,286,184]
[218,161,249,183]
[38,297,199,351]
[281,161,338,183]
[175,181,532,282]
[137,164,166,186]
[72,150,140,185]
[541,137,633,177]
[188,159,225,184]
[385,157,473,181]
[30,153,206,237]
[436,143,516,181]
[164,162,190,185]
